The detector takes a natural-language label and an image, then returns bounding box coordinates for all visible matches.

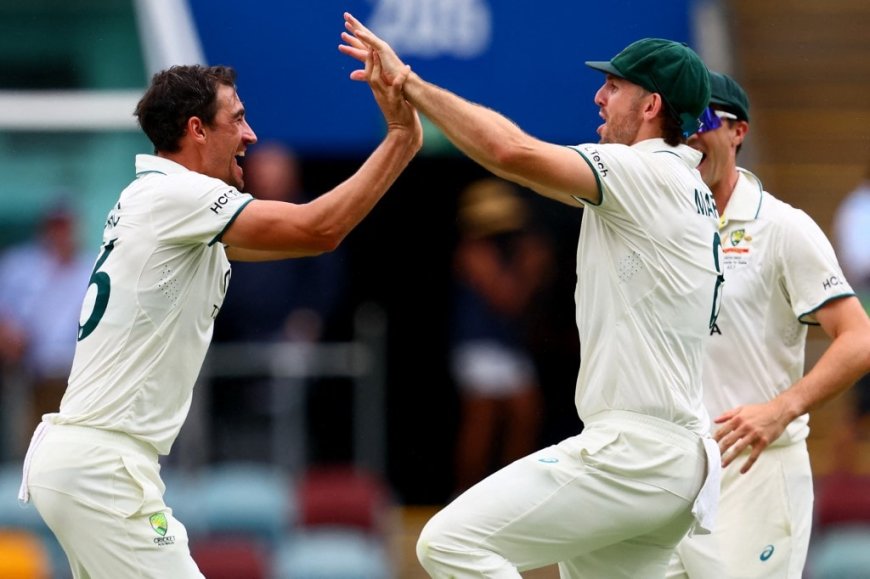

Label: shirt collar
[135,154,191,177]
[720,167,764,227]
[632,138,704,168]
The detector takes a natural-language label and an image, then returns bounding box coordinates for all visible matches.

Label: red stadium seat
[296,465,392,535]
[191,536,269,579]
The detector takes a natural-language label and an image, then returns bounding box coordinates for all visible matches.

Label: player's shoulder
[759,190,818,229]
[134,154,232,196]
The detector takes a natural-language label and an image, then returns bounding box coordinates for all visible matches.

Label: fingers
[344,12,376,46]
[718,426,766,471]
[338,14,375,82]
[739,449,761,474]
[341,30,367,49]
[713,406,741,424]
[370,48,381,84]
[364,45,374,79]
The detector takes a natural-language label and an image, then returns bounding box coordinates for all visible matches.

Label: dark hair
[134,65,238,154]
[635,86,683,146]
[660,109,684,147]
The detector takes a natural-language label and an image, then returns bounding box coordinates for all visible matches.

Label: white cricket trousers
[19,422,204,579]
[417,410,716,578]
[667,442,813,578]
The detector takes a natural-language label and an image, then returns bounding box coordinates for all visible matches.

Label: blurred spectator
[833,158,870,304]
[210,142,348,462]
[832,158,870,450]
[449,178,555,494]
[215,142,347,344]
[0,201,91,447]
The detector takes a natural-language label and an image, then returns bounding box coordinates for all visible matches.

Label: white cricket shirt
[570,139,721,435]
[704,168,853,445]
[48,155,253,454]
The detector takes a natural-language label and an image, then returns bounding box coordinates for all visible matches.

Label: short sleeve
[570,143,678,232]
[779,208,854,324]
[152,174,253,246]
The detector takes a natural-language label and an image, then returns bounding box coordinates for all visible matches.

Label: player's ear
[643,92,664,121]
[732,120,749,146]
[188,117,207,144]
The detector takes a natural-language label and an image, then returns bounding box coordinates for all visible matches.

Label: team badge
[149,512,168,537]
[730,229,745,246]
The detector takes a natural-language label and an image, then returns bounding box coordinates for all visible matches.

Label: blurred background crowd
[0,0,868,577]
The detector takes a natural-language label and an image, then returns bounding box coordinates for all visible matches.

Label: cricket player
[342,14,723,578]
[667,72,870,578]
[18,60,421,578]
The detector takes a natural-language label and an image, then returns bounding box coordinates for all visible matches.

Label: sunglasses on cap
[696,107,739,134]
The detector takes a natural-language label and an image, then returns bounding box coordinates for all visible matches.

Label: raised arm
[222,50,422,261]
[339,12,598,206]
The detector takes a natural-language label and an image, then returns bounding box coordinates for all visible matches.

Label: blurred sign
[189,0,694,154]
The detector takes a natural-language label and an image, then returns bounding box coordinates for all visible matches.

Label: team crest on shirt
[149,512,168,536]
[724,228,751,255]
[149,512,176,546]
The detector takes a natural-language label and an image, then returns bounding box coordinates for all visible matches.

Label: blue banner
[189,1,695,154]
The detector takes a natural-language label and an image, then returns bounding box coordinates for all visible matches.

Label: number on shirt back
[78,239,116,341]
[709,232,724,329]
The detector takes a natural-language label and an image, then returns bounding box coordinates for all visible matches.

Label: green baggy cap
[586,38,711,134]
[709,71,750,122]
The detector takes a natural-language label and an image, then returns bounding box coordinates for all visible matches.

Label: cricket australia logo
[149,512,176,546]
[730,229,745,246]
[149,512,168,536]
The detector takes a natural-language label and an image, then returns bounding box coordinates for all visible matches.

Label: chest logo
[730,229,745,246]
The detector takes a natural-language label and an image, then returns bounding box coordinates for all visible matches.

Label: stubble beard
[599,100,643,145]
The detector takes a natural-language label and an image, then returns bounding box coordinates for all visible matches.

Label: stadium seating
[191,536,270,579]
[809,471,870,578]
[808,525,870,579]
[296,465,392,535]
[0,463,69,578]
[195,462,295,545]
[0,529,52,579]
[273,528,393,579]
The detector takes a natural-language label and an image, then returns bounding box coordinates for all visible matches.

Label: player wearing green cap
[342,14,722,578]
[666,72,870,579]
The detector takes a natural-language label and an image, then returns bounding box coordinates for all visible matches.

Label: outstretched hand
[345,19,421,147]
[339,12,407,87]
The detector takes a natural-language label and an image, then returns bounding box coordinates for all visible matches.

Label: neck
[712,167,740,212]
[158,148,201,174]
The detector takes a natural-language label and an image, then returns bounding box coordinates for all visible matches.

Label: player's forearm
[403,73,532,183]
[308,127,420,246]
[778,328,870,418]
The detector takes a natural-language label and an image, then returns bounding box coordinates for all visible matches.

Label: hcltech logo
[538,457,559,464]
[760,544,775,562]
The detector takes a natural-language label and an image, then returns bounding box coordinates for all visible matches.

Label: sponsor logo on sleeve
[822,275,844,291]
[209,189,244,215]
[581,146,610,178]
